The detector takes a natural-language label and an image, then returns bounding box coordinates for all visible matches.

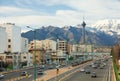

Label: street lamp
[27,26,37,81]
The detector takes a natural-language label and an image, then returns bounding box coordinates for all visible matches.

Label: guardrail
[0,66,34,74]
[6,75,27,81]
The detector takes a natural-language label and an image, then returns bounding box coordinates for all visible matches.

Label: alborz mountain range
[22,19,120,46]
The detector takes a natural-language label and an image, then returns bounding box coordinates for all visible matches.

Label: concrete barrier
[6,75,28,81]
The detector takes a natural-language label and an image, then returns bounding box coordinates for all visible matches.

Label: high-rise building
[0,27,7,53]
[0,23,21,53]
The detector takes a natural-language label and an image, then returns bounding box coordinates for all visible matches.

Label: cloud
[34,0,120,18]
[0,6,46,16]
[1,0,120,32]
[0,15,80,27]
[0,6,31,14]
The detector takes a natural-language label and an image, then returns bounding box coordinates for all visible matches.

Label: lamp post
[27,26,37,81]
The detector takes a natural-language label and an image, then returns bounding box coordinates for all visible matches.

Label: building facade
[29,39,56,64]
[21,37,28,53]
[0,27,7,53]
[57,39,67,54]
[0,23,21,53]
[21,53,33,67]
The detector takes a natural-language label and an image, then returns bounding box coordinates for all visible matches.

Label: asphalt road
[64,60,111,81]
[0,64,63,81]
[0,59,111,81]
[0,66,46,81]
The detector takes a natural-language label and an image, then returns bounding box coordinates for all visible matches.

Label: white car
[0,74,4,79]
[80,68,85,72]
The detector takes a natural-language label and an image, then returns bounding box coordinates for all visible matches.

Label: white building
[0,27,7,53]
[21,37,28,53]
[0,23,21,53]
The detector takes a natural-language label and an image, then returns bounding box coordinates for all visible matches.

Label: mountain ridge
[21,19,120,46]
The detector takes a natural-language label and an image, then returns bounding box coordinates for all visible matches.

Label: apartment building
[0,23,21,69]
[21,53,33,67]
[29,39,56,64]
[0,27,7,53]
[0,54,21,69]
[21,37,28,53]
[57,39,67,54]
[0,23,21,53]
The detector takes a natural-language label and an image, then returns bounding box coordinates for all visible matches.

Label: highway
[0,64,64,81]
[0,59,111,81]
[63,60,111,81]
[0,66,46,81]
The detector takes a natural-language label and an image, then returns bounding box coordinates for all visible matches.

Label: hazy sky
[0,0,120,32]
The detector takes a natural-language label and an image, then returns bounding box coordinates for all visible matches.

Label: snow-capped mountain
[91,19,120,35]
[21,19,120,46]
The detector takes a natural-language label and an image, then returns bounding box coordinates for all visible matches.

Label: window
[8,45,11,48]
[8,39,11,42]
[6,56,12,59]
[23,56,26,59]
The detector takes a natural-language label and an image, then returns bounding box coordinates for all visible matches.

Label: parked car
[0,74,4,79]
[21,71,28,76]
[37,70,44,75]
[91,72,97,78]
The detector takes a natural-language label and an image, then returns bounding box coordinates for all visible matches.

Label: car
[56,65,61,68]
[61,63,66,66]
[85,69,90,74]
[99,64,104,69]
[39,65,45,69]
[21,71,28,76]
[92,64,97,69]
[48,65,54,69]
[0,74,4,79]
[80,68,85,72]
[0,68,5,72]
[91,72,97,78]
[100,66,104,69]
[37,70,44,75]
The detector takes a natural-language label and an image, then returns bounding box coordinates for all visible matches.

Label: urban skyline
[0,0,119,81]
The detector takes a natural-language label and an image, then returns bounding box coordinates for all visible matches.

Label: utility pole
[27,26,37,81]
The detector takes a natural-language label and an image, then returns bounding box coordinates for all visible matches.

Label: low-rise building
[29,39,56,64]
[0,53,21,69]
[57,39,67,54]
[21,53,33,67]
